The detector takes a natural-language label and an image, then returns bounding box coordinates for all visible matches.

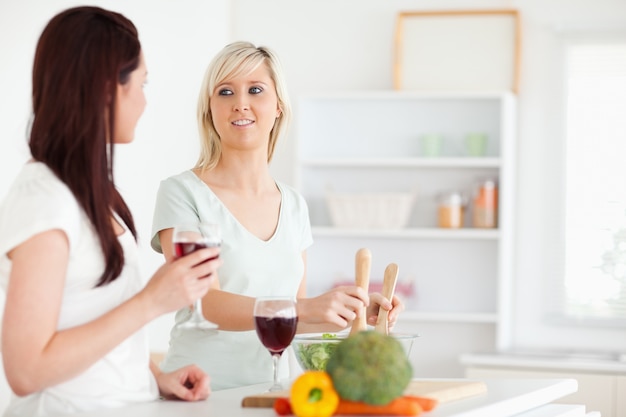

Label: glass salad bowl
[291,332,418,371]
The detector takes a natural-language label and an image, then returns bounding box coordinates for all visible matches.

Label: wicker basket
[326,192,415,229]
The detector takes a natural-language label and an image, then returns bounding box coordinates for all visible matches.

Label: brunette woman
[0,6,217,416]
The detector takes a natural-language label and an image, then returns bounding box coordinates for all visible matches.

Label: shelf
[301,90,515,101]
[298,91,517,372]
[312,226,500,240]
[401,311,498,323]
[301,157,501,168]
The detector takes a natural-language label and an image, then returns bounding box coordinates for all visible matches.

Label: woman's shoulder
[275,180,308,210]
[157,170,202,195]
[159,169,197,187]
[3,163,77,210]
[276,180,303,199]
[0,163,82,250]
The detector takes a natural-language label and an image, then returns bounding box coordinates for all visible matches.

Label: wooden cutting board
[241,390,289,408]
[404,380,487,403]
[241,379,487,408]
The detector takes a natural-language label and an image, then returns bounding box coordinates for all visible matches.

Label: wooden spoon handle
[350,248,371,335]
[375,263,399,335]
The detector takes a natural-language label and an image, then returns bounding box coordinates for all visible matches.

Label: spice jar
[473,179,498,228]
[438,191,466,228]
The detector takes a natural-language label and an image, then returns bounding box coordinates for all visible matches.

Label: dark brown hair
[29,6,140,286]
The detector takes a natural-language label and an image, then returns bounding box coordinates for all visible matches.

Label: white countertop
[461,351,626,374]
[66,378,580,417]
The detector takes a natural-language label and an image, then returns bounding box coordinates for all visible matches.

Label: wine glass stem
[271,353,281,391]
[192,299,204,321]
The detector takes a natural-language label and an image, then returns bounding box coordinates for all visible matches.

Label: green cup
[420,134,443,157]
[465,133,488,157]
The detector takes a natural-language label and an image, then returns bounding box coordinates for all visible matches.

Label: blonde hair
[195,41,292,171]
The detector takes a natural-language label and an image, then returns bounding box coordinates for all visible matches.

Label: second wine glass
[253,297,298,392]
[173,222,221,332]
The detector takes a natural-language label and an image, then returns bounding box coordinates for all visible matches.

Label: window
[559,41,626,326]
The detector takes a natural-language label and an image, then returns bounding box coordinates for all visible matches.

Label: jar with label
[472,179,498,228]
[437,191,466,228]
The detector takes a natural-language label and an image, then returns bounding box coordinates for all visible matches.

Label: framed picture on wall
[394,9,521,93]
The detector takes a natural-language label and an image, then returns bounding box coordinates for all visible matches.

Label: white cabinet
[295,91,517,377]
[617,376,626,417]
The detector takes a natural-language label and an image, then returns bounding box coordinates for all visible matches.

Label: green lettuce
[295,333,339,371]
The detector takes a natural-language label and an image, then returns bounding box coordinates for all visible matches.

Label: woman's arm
[2,229,218,396]
[160,230,371,332]
[160,228,256,331]
[296,253,371,333]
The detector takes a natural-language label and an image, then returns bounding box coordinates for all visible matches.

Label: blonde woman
[151,41,404,390]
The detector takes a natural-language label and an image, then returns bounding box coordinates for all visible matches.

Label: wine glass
[173,222,221,332]
[253,297,298,392]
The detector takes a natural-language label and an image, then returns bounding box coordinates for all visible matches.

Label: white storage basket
[326,191,415,229]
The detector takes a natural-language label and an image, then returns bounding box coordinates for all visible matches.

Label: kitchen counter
[461,351,626,374]
[66,378,584,417]
[463,353,624,417]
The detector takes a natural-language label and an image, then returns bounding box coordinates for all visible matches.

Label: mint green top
[151,170,313,390]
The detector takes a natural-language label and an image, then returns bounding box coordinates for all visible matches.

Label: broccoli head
[326,331,412,405]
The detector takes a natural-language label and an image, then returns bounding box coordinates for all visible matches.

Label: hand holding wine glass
[173,222,221,332]
[253,297,298,392]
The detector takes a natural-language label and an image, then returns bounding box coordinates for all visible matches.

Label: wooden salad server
[374,263,399,335]
[350,247,371,335]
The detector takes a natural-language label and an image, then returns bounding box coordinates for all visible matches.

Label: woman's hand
[140,246,222,319]
[366,293,405,331]
[297,286,369,329]
[154,364,210,401]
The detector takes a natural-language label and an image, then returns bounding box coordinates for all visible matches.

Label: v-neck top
[150,170,313,390]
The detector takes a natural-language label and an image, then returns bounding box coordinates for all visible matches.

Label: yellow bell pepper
[290,371,339,417]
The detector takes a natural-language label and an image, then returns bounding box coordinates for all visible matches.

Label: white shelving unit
[295,90,517,377]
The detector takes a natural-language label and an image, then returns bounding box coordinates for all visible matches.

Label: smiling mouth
[232,119,254,126]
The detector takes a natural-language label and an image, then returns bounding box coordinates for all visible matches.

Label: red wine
[174,241,220,259]
[254,316,298,355]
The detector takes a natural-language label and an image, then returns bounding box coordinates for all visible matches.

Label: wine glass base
[268,383,284,392]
